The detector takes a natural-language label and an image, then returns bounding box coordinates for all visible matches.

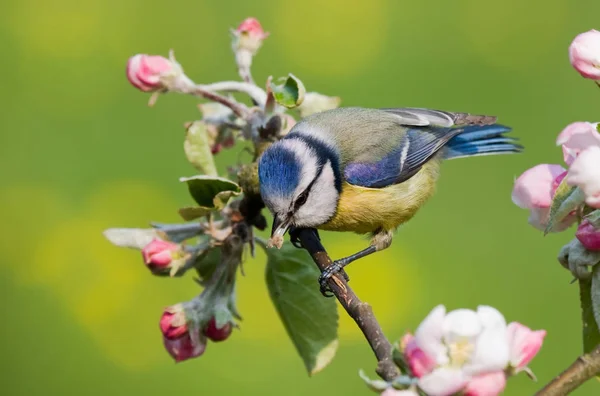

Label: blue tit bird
[257,107,521,292]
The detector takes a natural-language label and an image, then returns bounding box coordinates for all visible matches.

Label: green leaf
[270,74,306,109]
[263,243,338,375]
[151,222,202,243]
[184,121,218,176]
[580,277,600,354]
[544,178,585,234]
[180,175,241,208]
[178,206,213,221]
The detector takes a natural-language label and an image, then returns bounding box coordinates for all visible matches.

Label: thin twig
[536,344,600,395]
[199,81,267,106]
[295,228,401,381]
[188,86,249,118]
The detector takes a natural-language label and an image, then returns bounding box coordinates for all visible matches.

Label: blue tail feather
[443,124,522,160]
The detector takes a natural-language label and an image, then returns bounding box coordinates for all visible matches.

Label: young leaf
[544,178,585,234]
[270,74,306,109]
[178,206,213,221]
[103,228,161,249]
[180,175,241,208]
[184,121,218,176]
[263,243,338,375]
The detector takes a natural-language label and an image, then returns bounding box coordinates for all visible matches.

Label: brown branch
[536,344,600,395]
[295,228,401,381]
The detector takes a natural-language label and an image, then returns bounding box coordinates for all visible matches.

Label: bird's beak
[271,214,291,240]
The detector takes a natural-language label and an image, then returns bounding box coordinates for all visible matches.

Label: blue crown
[258,143,301,198]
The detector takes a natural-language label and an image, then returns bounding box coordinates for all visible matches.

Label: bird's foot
[318,260,350,297]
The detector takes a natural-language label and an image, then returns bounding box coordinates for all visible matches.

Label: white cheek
[294,162,338,227]
[278,139,319,196]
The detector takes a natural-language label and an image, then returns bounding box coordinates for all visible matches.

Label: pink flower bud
[163,333,206,363]
[401,333,436,378]
[569,30,600,80]
[236,17,269,39]
[203,317,232,342]
[511,164,575,231]
[576,219,600,251]
[141,239,182,273]
[126,54,173,92]
[567,146,600,208]
[556,122,600,166]
[160,306,188,340]
[232,17,269,54]
[463,371,506,396]
[506,322,546,371]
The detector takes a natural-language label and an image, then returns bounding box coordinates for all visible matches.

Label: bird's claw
[318,260,350,297]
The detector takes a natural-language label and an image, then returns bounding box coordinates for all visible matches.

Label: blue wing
[344,124,520,189]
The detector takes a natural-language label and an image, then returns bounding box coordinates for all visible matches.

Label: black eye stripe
[291,161,326,210]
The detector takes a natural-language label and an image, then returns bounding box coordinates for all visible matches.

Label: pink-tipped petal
[512,164,567,209]
[567,146,600,208]
[126,54,146,90]
[556,122,600,166]
[403,333,437,377]
[160,306,188,340]
[236,17,270,39]
[415,305,448,366]
[463,371,507,396]
[137,55,172,87]
[418,367,468,396]
[141,239,180,271]
[512,164,572,230]
[506,322,546,370]
[126,54,173,92]
[569,30,600,80]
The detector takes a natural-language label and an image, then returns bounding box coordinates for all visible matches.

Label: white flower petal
[463,327,510,376]
[567,146,600,209]
[415,305,449,365]
[418,367,468,396]
[443,309,482,343]
[477,306,507,330]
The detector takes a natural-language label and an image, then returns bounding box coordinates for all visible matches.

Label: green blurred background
[1,0,599,394]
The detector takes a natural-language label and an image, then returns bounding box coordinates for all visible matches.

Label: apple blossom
[569,29,600,80]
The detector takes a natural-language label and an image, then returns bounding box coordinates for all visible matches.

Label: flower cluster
[512,30,600,251]
[160,305,233,362]
[395,305,545,396]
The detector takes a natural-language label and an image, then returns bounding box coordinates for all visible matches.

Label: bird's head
[258,133,342,242]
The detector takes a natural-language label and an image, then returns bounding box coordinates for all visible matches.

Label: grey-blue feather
[287,107,522,189]
[343,124,521,189]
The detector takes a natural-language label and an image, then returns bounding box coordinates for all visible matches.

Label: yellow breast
[319,160,440,234]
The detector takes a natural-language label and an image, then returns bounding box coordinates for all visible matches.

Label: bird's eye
[295,191,309,208]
